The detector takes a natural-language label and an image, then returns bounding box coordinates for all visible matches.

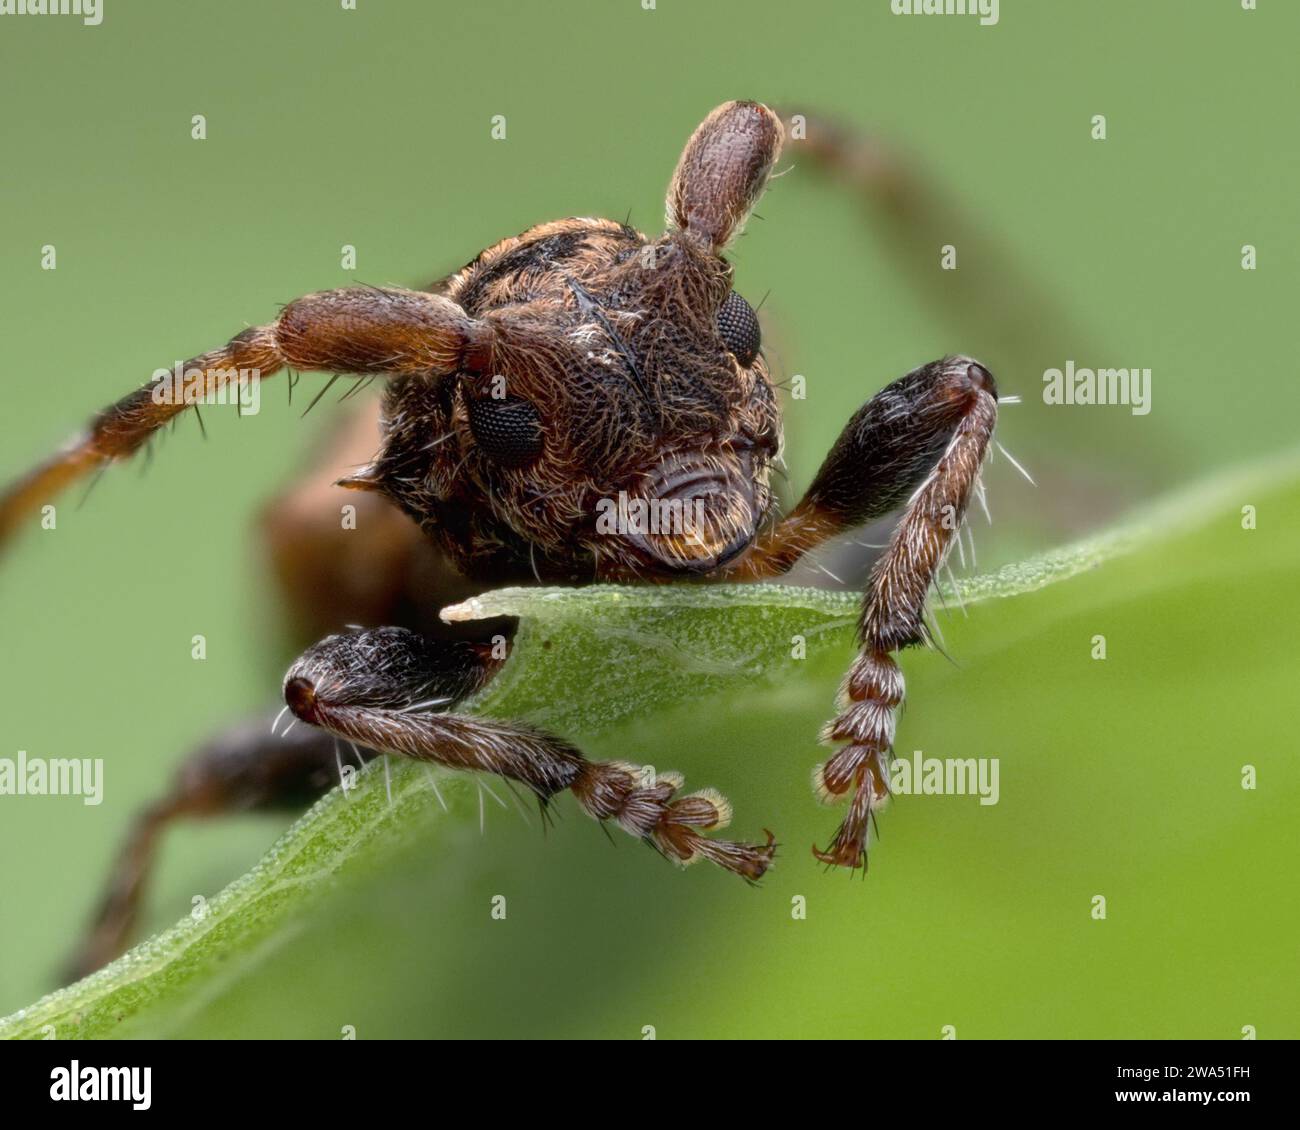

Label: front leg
[283,627,776,879]
[727,356,999,870]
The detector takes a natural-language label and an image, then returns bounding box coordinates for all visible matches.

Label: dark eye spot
[467,395,543,468]
[717,291,761,368]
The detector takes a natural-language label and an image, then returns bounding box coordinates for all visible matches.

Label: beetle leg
[63,717,382,982]
[283,626,776,882]
[726,356,998,871]
[0,286,490,550]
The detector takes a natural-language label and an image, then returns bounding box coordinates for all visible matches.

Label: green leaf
[3,452,1295,1039]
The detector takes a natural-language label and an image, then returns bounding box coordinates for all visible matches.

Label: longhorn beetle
[1,101,1001,980]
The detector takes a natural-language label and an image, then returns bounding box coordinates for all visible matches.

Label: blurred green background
[1,0,1296,1037]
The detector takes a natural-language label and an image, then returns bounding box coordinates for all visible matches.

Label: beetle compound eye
[466,395,543,468]
[717,291,761,368]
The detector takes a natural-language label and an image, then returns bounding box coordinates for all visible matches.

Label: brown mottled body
[0,101,1000,979]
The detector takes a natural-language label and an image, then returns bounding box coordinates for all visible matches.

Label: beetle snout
[606,456,758,575]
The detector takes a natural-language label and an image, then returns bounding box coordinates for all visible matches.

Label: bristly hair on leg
[334,737,351,799]
[421,765,448,812]
[995,440,1036,486]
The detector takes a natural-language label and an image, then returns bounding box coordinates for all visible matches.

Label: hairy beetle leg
[726,356,999,871]
[62,719,376,982]
[284,626,776,880]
